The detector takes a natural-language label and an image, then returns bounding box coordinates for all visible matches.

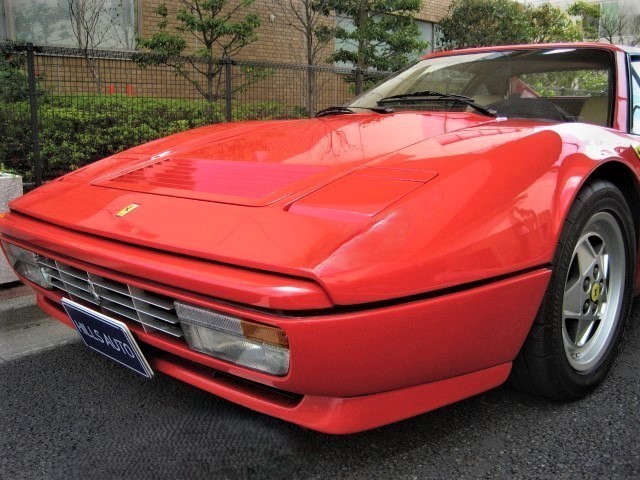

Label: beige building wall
[139,0,453,64]
[23,1,453,108]
[418,0,453,22]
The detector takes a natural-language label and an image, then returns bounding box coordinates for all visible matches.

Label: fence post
[355,68,363,96]
[25,44,42,187]
[224,57,233,122]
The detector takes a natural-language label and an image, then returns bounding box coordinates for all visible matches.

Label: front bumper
[1,212,551,433]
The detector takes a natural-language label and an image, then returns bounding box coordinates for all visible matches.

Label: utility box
[0,174,23,284]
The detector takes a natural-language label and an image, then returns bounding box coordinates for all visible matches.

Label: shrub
[38,96,220,178]
[0,68,30,103]
[232,101,307,121]
[0,41,30,103]
[0,101,32,175]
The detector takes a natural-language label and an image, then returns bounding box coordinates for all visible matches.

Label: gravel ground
[1,303,639,480]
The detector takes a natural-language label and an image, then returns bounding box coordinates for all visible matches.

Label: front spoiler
[40,293,510,434]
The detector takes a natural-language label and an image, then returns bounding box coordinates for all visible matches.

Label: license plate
[62,298,154,378]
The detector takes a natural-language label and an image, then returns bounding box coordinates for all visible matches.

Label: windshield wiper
[316,106,394,117]
[377,90,497,117]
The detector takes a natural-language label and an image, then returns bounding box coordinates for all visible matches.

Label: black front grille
[36,255,183,338]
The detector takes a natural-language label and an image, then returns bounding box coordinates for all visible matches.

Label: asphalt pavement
[0,284,639,480]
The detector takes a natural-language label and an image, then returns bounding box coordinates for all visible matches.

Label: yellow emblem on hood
[115,203,140,217]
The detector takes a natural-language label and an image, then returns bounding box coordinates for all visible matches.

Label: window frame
[627,54,640,135]
[1,0,142,51]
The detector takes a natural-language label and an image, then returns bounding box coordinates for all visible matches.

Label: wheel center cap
[590,283,601,302]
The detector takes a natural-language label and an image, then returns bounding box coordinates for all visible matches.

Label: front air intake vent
[36,256,183,338]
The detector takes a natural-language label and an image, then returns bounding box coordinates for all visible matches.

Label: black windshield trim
[378,91,497,117]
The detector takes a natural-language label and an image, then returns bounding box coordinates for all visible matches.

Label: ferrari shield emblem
[115,203,140,217]
[633,145,640,159]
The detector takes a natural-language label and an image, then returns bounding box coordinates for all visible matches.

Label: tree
[136,1,260,103]
[437,0,582,50]
[597,4,640,46]
[315,0,428,72]
[270,0,332,115]
[568,1,601,40]
[67,0,122,92]
[529,4,583,43]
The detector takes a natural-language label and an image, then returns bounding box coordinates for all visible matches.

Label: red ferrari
[3,43,640,434]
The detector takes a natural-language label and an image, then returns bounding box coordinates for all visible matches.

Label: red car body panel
[27,262,549,397]
[38,292,517,434]
[2,43,640,433]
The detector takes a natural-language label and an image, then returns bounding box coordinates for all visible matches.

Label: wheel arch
[512,160,639,398]
[578,161,640,294]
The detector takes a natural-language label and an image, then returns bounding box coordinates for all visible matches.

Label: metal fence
[0,43,390,187]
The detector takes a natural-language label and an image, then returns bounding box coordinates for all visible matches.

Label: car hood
[89,112,489,207]
[9,112,551,303]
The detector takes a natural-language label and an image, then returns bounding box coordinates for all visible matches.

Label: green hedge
[0,95,305,181]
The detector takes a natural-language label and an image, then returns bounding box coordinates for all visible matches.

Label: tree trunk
[306,18,316,117]
[307,66,317,117]
[206,57,215,103]
[357,3,368,70]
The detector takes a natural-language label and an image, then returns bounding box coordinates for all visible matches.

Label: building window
[334,15,434,68]
[598,0,620,38]
[411,19,434,60]
[2,0,138,50]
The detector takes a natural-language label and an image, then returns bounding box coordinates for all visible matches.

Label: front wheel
[512,180,636,399]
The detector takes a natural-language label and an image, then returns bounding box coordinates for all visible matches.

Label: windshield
[348,48,614,126]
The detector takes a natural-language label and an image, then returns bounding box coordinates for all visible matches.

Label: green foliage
[568,1,601,40]
[136,1,260,102]
[37,96,216,178]
[520,70,609,97]
[530,4,584,43]
[438,0,583,50]
[232,101,304,120]
[0,101,31,176]
[0,41,30,103]
[0,95,304,181]
[317,0,428,72]
[138,0,261,59]
[0,68,30,103]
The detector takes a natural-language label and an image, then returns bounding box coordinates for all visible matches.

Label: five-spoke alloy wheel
[512,180,635,399]
[562,212,625,371]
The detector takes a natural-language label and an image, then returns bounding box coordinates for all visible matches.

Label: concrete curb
[0,290,44,323]
[0,291,81,363]
[0,174,23,284]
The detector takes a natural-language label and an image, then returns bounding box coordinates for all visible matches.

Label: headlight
[1,242,51,289]
[175,302,290,376]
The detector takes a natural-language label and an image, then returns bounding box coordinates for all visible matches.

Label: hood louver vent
[93,158,325,205]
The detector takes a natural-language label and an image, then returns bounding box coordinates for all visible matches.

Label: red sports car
[3,43,640,434]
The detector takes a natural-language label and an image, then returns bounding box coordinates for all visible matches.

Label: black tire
[511,179,636,399]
